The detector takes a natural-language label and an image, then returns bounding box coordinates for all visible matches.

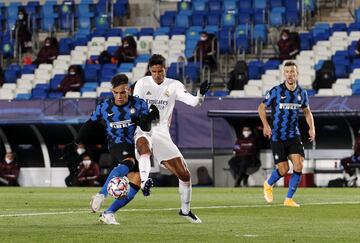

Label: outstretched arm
[176,80,210,107]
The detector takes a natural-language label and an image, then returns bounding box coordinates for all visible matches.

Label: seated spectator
[0,152,20,186]
[92,35,138,65]
[277,29,298,61]
[13,8,32,54]
[58,65,83,94]
[340,130,360,187]
[74,153,100,186]
[33,37,59,66]
[62,143,86,186]
[190,31,217,71]
[228,126,260,187]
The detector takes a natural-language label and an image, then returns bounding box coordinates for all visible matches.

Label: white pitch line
[0,201,359,218]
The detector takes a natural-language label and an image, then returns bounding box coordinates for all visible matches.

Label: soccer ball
[107,176,130,199]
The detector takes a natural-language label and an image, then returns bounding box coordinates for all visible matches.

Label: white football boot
[90,193,105,213]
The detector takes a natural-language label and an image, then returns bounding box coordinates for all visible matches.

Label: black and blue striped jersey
[90,96,149,145]
[263,82,309,142]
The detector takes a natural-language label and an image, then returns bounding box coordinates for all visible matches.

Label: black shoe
[141,178,154,196]
[179,210,202,223]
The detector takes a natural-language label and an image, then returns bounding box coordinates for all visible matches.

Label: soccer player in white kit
[134,54,210,224]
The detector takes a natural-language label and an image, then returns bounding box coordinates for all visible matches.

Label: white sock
[179,179,191,214]
[138,154,151,187]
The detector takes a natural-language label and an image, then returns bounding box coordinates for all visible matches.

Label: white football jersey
[133,76,203,131]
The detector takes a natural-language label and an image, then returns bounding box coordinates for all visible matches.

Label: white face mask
[45,43,50,47]
[123,43,129,47]
[243,131,252,138]
[200,36,207,41]
[69,71,76,75]
[18,15,24,20]
[282,36,288,40]
[82,160,91,167]
[77,148,86,155]
[5,158,13,164]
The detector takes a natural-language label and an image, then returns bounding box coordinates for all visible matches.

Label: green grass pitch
[0,187,359,243]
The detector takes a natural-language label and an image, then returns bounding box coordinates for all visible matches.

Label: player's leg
[284,138,305,207]
[91,144,135,212]
[264,140,289,203]
[284,154,303,207]
[162,157,202,223]
[99,171,141,225]
[135,134,153,195]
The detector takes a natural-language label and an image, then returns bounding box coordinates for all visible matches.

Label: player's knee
[179,169,191,182]
[278,166,289,176]
[293,163,303,172]
[136,137,151,155]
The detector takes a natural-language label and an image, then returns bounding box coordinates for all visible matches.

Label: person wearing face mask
[63,143,86,186]
[277,29,299,62]
[74,154,100,186]
[57,65,84,94]
[0,152,20,186]
[33,37,59,66]
[13,8,32,54]
[191,31,217,71]
[228,126,260,187]
[340,130,360,187]
[92,36,138,65]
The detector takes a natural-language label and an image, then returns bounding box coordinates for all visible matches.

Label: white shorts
[135,128,183,165]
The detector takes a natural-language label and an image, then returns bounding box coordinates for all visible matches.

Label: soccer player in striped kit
[258,61,315,207]
[77,74,159,224]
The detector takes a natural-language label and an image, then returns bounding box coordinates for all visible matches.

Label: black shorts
[270,137,305,164]
[109,143,139,173]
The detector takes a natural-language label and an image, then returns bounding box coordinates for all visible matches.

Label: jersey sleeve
[133,79,144,99]
[90,101,103,122]
[301,89,309,108]
[262,87,277,107]
[175,81,202,107]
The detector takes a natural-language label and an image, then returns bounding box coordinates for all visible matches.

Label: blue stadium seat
[270,0,283,9]
[213,90,229,97]
[15,93,32,100]
[50,75,66,90]
[178,1,191,11]
[160,12,175,27]
[22,64,37,74]
[77,17,92,35]
[100,92,112,98]
[223,0,237,12]
[206,13,220,26]
[191,12,206,27]
[331,23,347,33]
[60,2,74,31]
[123,28,138,37]
[167,63,180,80]
[253,24,267,43]
[254,0,267,9]
[348,22,360,32]
[238,9,253,24]
[175,14,190,28]
[76,4,94,18]
[192,0,207,11]
[285,11,300,25]
[48,92,64,99]
[95,16,110,31]
[106,28,123,37]
[254,9,267,24]
[264,59,280,71]
[238,0,252,11]
[59,38,73,55]
[136,54,151,63]
[299,32,312,50]
[31,89,48,100]
[204,25,219,34]
[84,65,100,83]
[285,0,298,11]
[4,69,18,83]
[113,0,128,17]
[185,62,200,82]
[269,9,284,27]
[139,27,154,36]
[221,13,237,28]
[248,60,264,79]
[208,0,222,12]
